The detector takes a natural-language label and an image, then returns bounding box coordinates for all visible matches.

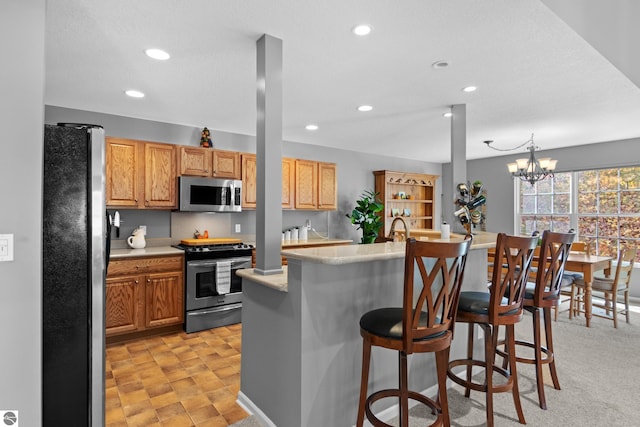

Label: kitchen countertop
[280,231,497,265]
[110,246,184,259]
[239,232,498,292]
[281,238,353,248]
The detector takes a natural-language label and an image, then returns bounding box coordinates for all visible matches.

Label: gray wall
[45,106,443,244]
[0,1,45,424]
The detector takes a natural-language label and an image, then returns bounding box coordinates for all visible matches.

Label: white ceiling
[45,0,640,163]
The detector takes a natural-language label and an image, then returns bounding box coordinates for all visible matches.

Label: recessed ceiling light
[357,105,373,112]
[462,86,477,92]
[145,48,170,60]
[125,90,145,98]
[305,124,319,131]
[432,60,449,69]
[352,25,372,36]
[443,112,453,118]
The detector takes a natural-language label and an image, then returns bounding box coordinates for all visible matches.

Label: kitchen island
[237,232,497,427]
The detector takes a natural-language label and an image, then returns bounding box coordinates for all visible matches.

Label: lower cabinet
[106,254,184,338]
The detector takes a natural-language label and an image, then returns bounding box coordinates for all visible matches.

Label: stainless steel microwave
[178,176,242,212]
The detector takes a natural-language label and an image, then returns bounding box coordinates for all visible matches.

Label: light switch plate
[0,234,14,262]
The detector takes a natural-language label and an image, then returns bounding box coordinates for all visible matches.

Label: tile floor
[105,323,249,426]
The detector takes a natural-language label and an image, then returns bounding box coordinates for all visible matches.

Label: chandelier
[484,134,557,186]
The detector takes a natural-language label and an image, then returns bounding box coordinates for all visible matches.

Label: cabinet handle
[147,278,151,283]
[135,280,139,284]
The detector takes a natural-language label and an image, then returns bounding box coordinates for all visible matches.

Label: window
[576,167,640,257]
[517,172,572,235]
[516,167,640,257]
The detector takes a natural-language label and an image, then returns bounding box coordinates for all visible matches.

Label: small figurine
[200,127,213,148]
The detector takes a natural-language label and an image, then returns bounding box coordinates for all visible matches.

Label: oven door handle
[188,258,251,268]
[189,303,241,316]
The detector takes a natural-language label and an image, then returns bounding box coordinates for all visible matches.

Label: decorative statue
[200,127,213,148]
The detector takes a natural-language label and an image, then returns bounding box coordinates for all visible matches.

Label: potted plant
[347,190,384,244]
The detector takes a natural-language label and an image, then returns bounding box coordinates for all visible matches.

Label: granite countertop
[280,231,498,265]
[281,238,353,248]
[110,246,184,259]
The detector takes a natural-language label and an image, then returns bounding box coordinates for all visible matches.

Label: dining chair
[502,230,574,410]
[572,247,637,328]
[356,236,472,427]
[447,232,538,426]
[555,240,591,320]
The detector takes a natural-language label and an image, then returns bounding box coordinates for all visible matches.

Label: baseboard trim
[236,391,277,427]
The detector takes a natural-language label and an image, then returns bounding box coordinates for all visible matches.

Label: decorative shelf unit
[374,170,439,238]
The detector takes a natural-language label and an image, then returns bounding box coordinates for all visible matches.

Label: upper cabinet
[106,137,177,209]
[295,160,337,210]
[317,162,337,210]
[241,154,296,210]
[374,170,438,237]
[179,147,241,179]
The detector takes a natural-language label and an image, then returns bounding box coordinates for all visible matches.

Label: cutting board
[180,238,242,246]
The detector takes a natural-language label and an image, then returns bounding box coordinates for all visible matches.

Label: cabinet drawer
[108,255,183,276]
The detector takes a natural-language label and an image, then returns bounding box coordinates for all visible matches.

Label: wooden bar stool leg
[544,307,561,390]
[485,325,496,427]
[399,352,409,427]
[436,347,452,427]
[356,338,371,427]
[532,307,546,409]
[465,323,474,398]
[507,324,526,424]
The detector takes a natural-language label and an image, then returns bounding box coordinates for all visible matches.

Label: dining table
[564,252,613,327]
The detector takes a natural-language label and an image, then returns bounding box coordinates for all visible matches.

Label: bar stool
[502,230,574,410]
[447,233,538,426]
[356,236,472,427]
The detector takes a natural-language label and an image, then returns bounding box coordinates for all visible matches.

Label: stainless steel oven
[174,242,253,333]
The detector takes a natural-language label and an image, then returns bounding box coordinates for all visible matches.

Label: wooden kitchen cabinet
[374,170,439,239]
[179,146,241,179]
[106,137,141,208]
[317,162,337,210]
[241,153,296,209]
[106,254,184,339]
[179,146,213,176]
[295,159,337,210]
[106,137,177,209]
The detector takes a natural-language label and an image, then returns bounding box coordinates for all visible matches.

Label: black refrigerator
[42,123,109,426]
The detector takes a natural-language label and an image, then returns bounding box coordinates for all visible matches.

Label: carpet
[231,311,640,426]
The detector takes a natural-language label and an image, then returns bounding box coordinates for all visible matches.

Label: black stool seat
[360,308,445,341]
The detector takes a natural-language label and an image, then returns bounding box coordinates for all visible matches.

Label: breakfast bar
[237,232,497,427]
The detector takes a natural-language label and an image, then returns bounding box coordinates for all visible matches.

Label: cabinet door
[144,143,177,208]
[282,158,295,209]
[295,159,318,209]
[179,146,212,176]
[212,149,241,179]
[106,275,143,336]
[317,162,337,210]
[144,271,184,329]
[241,153,257,208]
[106,138,141,208]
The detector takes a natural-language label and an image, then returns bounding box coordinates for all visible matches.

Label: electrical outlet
[235,224,241,233]
[0,234,14,262]
[139,225,147,235]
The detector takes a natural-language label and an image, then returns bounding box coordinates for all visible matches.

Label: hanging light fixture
[484,134,557,186]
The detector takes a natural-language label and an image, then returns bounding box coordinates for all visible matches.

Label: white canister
[291,227,299,241]
[299,226,308,241]
[441,223,451,240]
[284,230,291,240]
